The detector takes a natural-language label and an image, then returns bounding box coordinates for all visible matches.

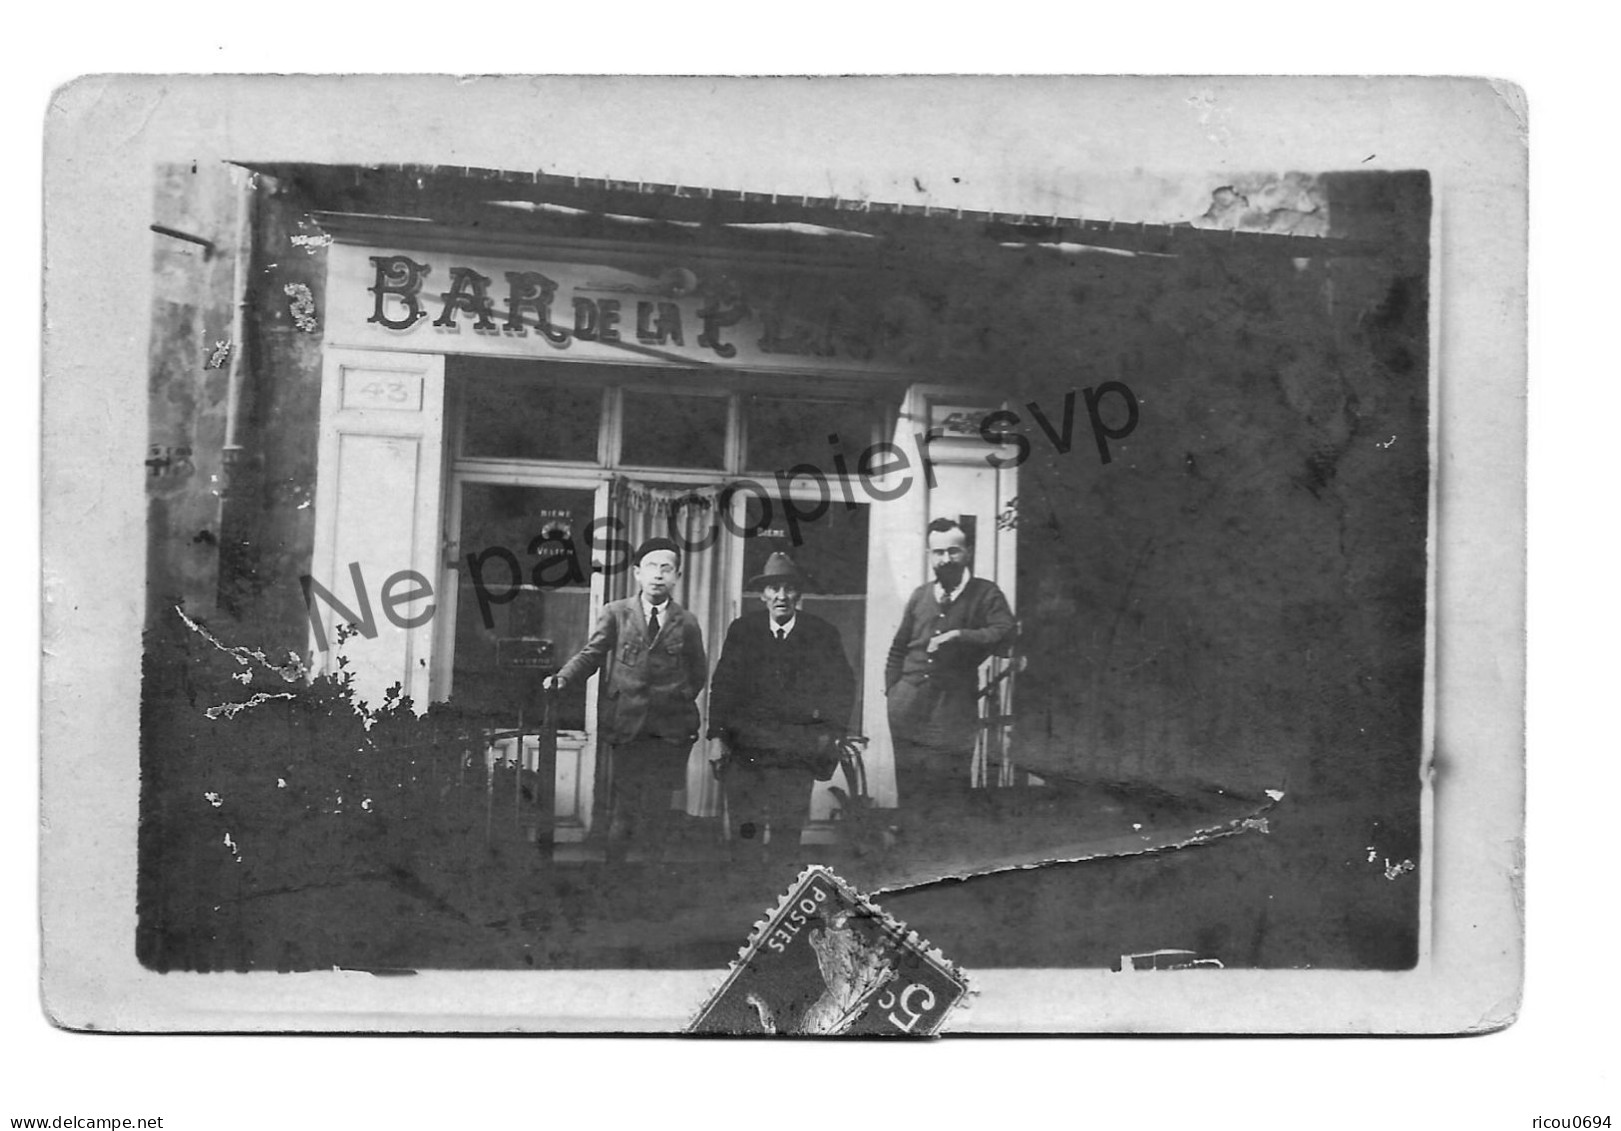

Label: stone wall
[146,164,327,660]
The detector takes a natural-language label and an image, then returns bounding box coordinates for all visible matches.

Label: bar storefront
[303,214,1024,846]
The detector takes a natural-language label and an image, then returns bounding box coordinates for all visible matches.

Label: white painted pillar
[306,348,447,712]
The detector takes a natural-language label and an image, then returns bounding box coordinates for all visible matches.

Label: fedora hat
[748,552,807,591]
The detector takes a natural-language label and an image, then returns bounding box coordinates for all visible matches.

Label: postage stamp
[39,75,1527,1034]
[688,866,969,1036]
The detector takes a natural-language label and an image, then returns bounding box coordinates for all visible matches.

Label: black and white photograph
[39,75,1527,1041]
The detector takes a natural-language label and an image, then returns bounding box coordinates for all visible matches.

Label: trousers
[607,736,690,851]
[891,736,974,816]
[725,757,814,847]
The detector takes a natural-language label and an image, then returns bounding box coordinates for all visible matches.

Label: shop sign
[324,243,915,376]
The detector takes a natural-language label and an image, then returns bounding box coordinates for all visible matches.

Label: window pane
[620,391,728,470]
[740,495,869,596]
[451,483,595,730]
[746,396,879,474]
[459,363,602,463]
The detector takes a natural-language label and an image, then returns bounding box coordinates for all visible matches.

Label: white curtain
[608,477,728,817]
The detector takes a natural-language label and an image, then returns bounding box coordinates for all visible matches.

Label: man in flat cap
[709,553,856,862]
[546,537,707,862]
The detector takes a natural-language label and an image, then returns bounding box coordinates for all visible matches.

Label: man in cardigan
[885,518,1016,815]
[708,553,855,861]
[544,537,708,862]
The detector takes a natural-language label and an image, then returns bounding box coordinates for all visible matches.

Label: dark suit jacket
[708,611,855,764]
[885,576,1015,748]
[555,596,707,746]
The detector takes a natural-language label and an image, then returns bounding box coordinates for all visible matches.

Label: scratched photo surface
[136,147,1430,977]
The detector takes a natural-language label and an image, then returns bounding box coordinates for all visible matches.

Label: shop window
[746,395,880,475]
[620,390,728,470]
[458,362,602,463]
[450,481,595,731]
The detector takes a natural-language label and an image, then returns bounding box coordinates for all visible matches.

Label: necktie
[647,604,661,641]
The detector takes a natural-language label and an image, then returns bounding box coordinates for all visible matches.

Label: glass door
[440,476,608,841]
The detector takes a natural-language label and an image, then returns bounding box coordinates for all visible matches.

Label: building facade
[148,161,1429,883]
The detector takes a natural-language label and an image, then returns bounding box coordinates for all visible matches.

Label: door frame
[435,469,613,838]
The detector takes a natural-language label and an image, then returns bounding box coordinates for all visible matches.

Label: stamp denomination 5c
[689,866,969,1036]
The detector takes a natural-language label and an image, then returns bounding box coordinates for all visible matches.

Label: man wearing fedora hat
[545,536,708,862]
[708,552,856,861]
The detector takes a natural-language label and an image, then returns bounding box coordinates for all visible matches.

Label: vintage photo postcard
[40,75,1526,1032]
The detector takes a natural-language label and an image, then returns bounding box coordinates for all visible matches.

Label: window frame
[449,361,898,491]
